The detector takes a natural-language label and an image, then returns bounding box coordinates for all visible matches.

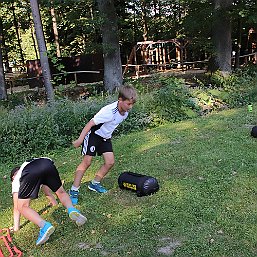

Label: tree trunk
[28,13,39,60]
[30,0,54,102]
[50,1,61,57]
[212,0,232,75]
[234,18,242,69]
[0,17,10,73]
[11,3,25,66]
[96,0,123,93]
[140,0,149,41]
[0,17,7,100]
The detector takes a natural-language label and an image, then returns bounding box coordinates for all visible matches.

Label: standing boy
[70,85,137,204]
[11,157,87,245]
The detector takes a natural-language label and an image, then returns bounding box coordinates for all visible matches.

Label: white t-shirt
[12,161,30,194]
[92,101,128,139]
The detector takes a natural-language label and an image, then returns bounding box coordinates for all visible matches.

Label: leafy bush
[0,97,114,162]
[114,96,153,135]
[188,66,257,113]
[145,76,198,122]
[0,77,198,163]
[209,68,257,107]
[2,67,257,163]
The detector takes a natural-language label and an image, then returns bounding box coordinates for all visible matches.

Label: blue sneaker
[88,182,108,193]
[68,207,87,226]
[69,190,79,205]
[36,222,55,245]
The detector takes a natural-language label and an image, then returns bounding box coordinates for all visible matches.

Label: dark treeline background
[0,0,257,99]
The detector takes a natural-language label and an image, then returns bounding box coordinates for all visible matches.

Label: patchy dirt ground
[157,237,182,256]
[75,236,182,256]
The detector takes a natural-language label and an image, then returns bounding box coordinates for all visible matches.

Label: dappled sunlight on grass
[2,105,257,256]
[134,133,171,152]
[160,180,185,195]
[108,206,143,227]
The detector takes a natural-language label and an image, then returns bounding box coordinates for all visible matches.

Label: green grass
[1,105,257,256]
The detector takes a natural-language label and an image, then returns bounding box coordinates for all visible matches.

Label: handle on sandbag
[125,172,145,177]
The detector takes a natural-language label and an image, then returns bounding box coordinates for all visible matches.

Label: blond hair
[118,85,137,103]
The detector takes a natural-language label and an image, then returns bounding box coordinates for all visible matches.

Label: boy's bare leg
[55,186,87,226]
[16,198,55,245]
[17,199,45,228]
[55,186,73,209]
[94,152,115,182]
[41,185,58,206]
[73,155,93,188]
[12,193,21,231]
[88,152,114,193]
[69,156,92,205]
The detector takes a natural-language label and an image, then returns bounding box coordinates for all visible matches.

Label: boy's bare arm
[12,193,20,231]
[73,119,96,148]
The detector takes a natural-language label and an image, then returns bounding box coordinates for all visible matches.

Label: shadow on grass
[1,106,257,256]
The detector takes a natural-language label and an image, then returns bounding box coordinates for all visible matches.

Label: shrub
[0,97,114,163]
[0,79,198,163]
[145,76,198,122]
[209,68,257,107]
[3,67,257,164]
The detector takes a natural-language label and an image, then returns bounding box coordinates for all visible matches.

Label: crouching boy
[11,157,87,245]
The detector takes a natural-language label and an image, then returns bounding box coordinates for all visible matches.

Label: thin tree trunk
[30,0,54,102]
[11,3,25,66]
[0,17,7,100]
[235,18,242,69]
[28,13,39,60]
[50,2,61,57]
[213,0,232,74]
[96,0,123,92]
[0,16,10,72]
[140,0,148,41]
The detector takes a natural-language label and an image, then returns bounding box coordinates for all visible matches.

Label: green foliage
[2,67,257,163]
[0,97,111,163]
[0,74,200,163]
[209,68,257,107]
[47,44,66,86]
[188,66,257,114]
[146,76,198,122]
[1,0,257,68]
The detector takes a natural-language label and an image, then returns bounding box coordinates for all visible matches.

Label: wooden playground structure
[122,39,201,77]
[122,35,257,77]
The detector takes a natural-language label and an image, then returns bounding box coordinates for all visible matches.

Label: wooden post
[74,72,78,86]
[156,44,160,70]
[176,45,181,69]
[123,46,136,76]
[163,45,166,70]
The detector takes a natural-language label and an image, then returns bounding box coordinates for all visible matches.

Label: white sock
[39,221,46,228]
[91,180,100,185]
[71,185,80,191]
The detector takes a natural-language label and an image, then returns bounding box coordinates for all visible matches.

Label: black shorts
[82,132,113,156]
[18,158,62,199]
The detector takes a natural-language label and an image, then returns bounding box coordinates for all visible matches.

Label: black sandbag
[118,172,159,197]
[251,126,257,138]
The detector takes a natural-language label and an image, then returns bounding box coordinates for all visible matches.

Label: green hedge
[0,98,109,162]
[0,77,197,163]
[3,67,257,164]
